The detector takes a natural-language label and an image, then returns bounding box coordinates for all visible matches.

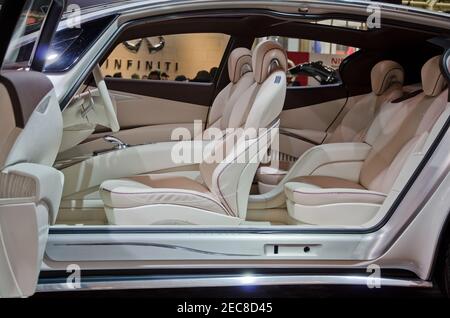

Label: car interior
[46,12,449,229]
[0,0,450,298]
[2,11,449,231]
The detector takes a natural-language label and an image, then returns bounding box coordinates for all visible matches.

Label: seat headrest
[252,40,288,84]
[371,60,404,95]
[228,47,252,83]
[422,55,446,97]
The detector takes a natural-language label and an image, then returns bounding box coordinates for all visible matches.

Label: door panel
[283,85,348,111]
[105,80,212,136]
[61,124,202,161]
[278,95,348,158]
[111,89,209,129]
[106,78,215,106]
[280,96,347,131]
[61,83,211,158]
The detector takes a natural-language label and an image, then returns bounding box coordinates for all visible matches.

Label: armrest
[248,142,371,210]
[62,140,211,197]
[2,163,64,224]
[280,128,327,145]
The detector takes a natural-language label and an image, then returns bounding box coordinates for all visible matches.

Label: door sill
[36,273,432,293]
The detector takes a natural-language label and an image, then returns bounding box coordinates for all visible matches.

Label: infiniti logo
[123,36,166,54]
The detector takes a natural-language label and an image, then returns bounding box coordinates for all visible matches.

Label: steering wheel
[92,64,120,132]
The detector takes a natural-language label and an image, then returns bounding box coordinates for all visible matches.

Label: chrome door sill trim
[36,274,432,293]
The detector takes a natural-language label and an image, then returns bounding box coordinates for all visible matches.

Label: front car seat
[58,47,255,205]
[99,40,288,225]
[205,47,254,132]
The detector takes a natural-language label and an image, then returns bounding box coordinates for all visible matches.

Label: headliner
[116,12,448,51]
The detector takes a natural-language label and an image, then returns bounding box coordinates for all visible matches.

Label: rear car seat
[283,55,448,226]
[257,60,405,193]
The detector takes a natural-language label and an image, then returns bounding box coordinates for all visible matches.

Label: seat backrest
[360,55,448,193]
[200,40,288,218]
[206,48,254,130]
[0,71,62,170]
[326,60,404,143]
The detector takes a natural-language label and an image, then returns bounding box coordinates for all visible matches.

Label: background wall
[101,33,230,80]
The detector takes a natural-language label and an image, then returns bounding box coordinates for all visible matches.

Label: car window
[254,36,359,87]
[2,0,52,70]
[390,0,450,14]
[101,33,230,82]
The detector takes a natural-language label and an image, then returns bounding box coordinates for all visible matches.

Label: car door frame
[40,5,450,292]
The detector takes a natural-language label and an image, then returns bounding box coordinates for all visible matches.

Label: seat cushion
[288,175,366,189]
[100,174,229,215]
[284,175,386,206]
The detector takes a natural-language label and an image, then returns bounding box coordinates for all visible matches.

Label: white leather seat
[58,47,256,208]
[101,174,227,214]
[283,55,448,226]
[257,60,405,193]
[100,40,288,225]
[205,47,254,132]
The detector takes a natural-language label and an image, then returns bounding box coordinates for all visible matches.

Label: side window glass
[2,0,52,70]
[101,33,230,82]
[254,34,359,87]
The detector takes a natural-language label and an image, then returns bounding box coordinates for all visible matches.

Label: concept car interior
[0,0,449,298]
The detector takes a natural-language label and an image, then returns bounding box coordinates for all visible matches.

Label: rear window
[254,36,359,87]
